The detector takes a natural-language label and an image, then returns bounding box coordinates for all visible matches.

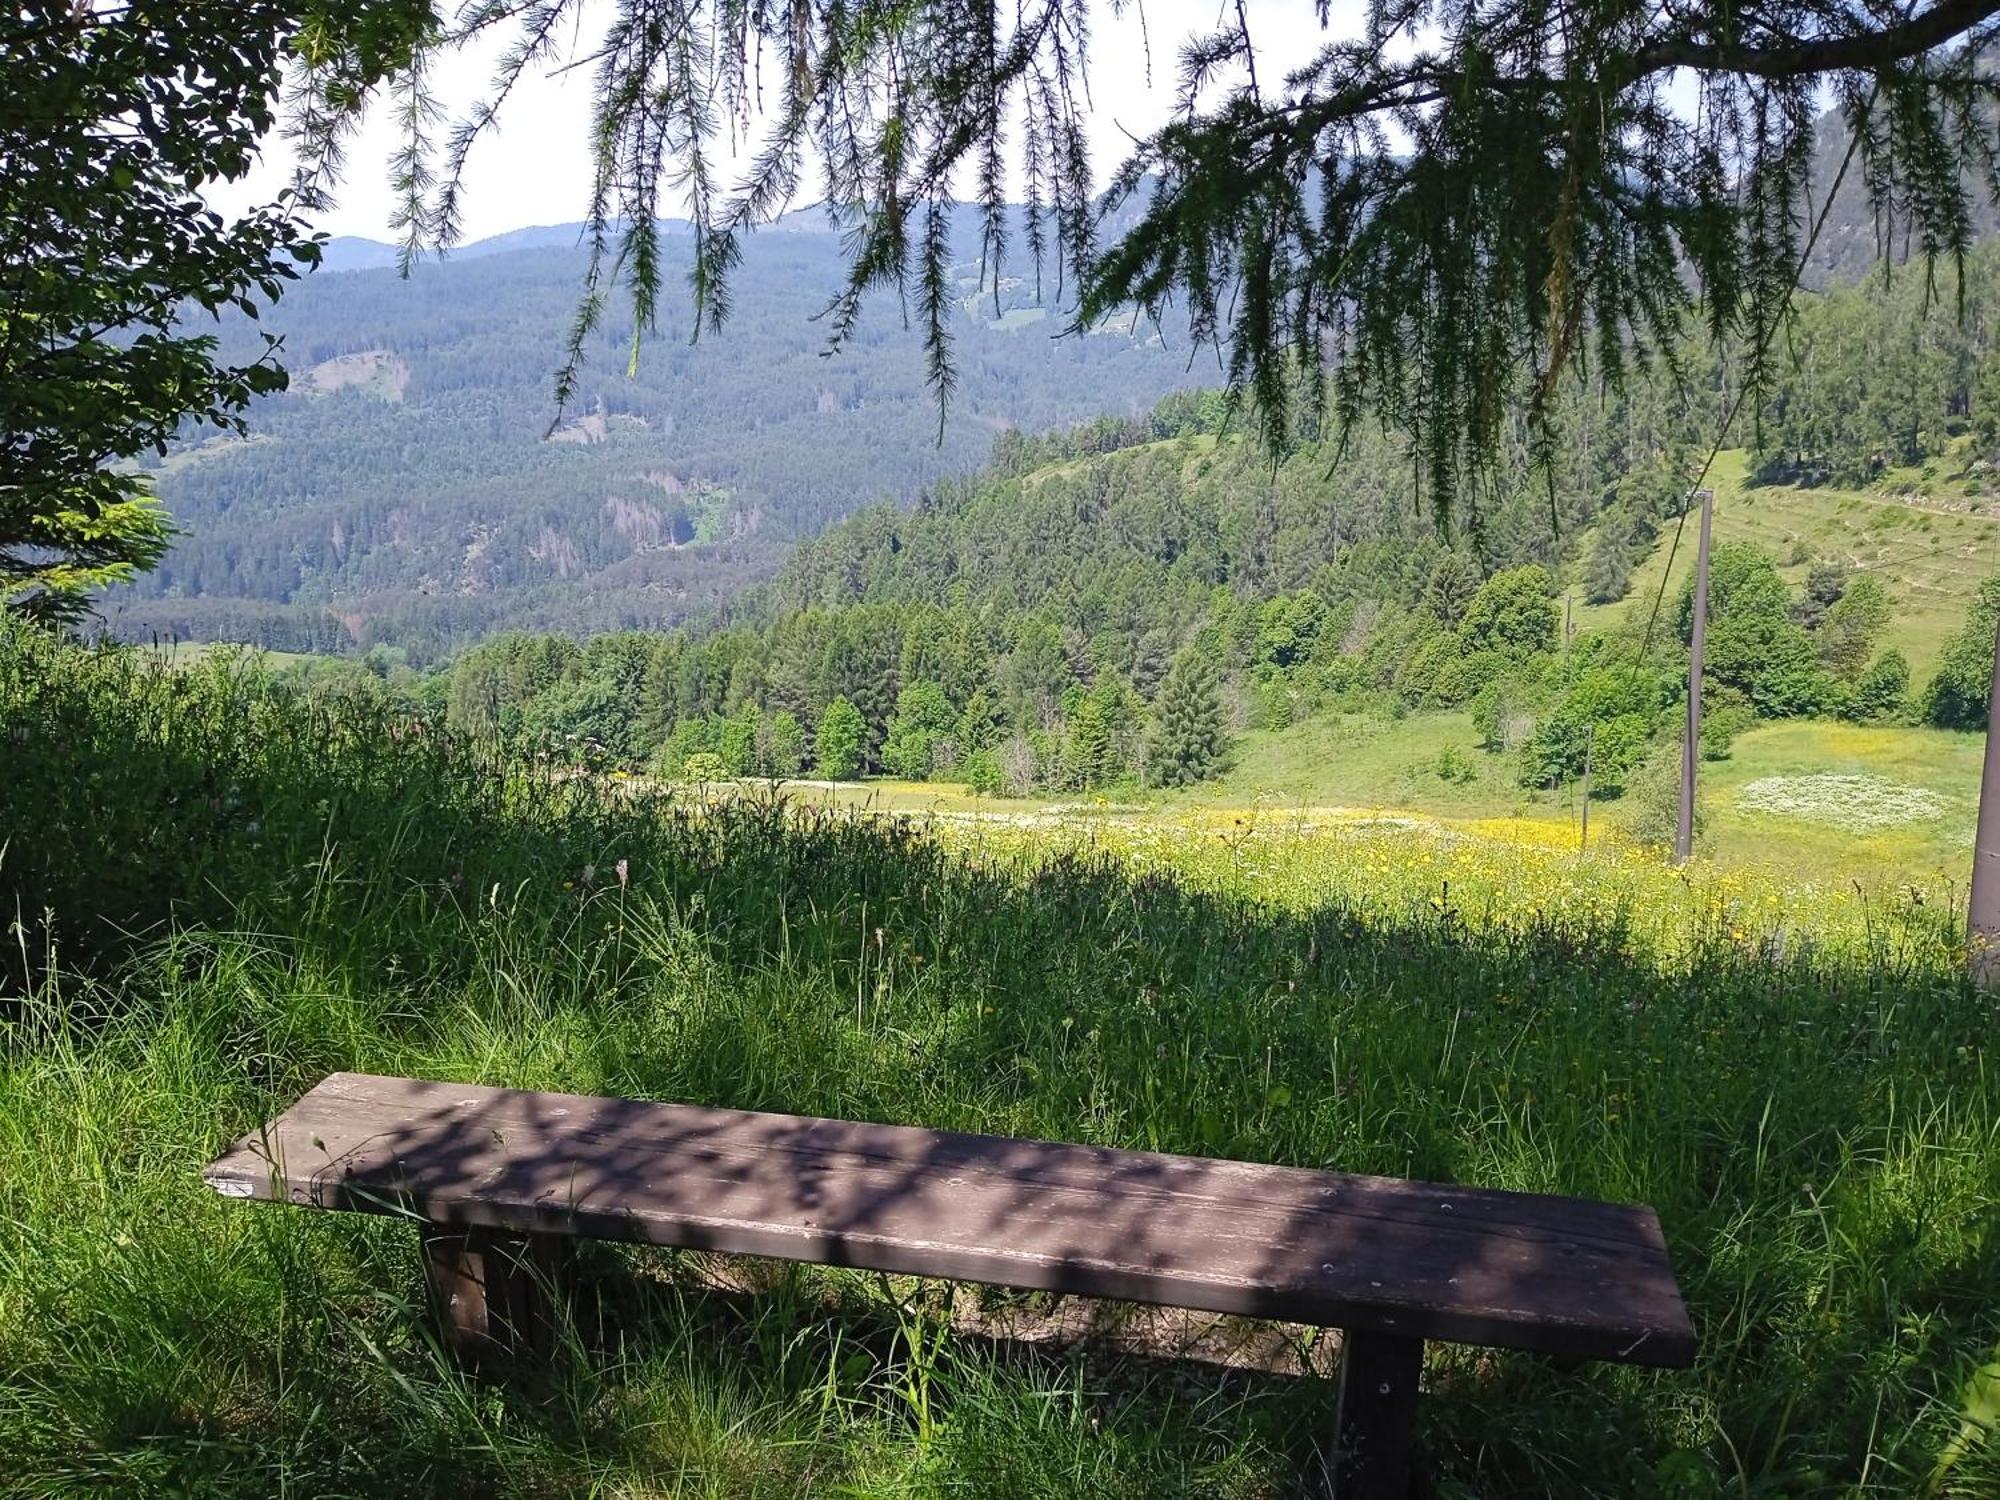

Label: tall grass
[3,623,1997,1497]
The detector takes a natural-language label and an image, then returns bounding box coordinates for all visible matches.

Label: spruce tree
[1145,655,1230,789]
[1584,519,1635,605]
[1062,698,1115,790]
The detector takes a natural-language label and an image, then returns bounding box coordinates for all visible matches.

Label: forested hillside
[99,219,1198,652]
[298,230,2000,810]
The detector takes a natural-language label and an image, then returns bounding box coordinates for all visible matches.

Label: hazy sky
[209,0,1348,243]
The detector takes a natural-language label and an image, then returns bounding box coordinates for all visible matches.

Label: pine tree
[1424,553,1483,628]
[1584,518,1634,605]
[1062,698,1115,789]
[1144,655,1230,789]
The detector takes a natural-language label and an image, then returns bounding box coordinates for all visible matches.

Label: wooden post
[1579,722,1594,852]
[1676,490,1714,865]
[1969,618,2000,984]
[1321,1330,1423,1499]
[420,1224,573,1367]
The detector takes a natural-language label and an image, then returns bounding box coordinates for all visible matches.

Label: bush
[1625,748,1706,852]
[1519,667,1666,791]
[1434,744,1476,783]
[1471,676,1545,752]
[1922,581,2000,729]
[1700,703,1754,761]
[679,751,729,783]
[1395,629,1467,706]
[1846,650,1911,723]
[959,748,1004,795]
[1245,676,1298,730]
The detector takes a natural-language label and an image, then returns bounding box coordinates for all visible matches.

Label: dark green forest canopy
[340,0,2000,518]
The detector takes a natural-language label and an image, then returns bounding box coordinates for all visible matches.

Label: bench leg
[1320,1330,1422,1499]
[420,1225,573,1366]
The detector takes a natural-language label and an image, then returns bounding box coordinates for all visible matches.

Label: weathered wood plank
[205,1072,1695,1367]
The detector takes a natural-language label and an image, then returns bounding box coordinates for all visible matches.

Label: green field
[772,707,1985,893]
[1188,711,1985,888]
[5,626,1996,1498]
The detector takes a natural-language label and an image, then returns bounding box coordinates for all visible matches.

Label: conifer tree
[1062,698,1115,790]
[1144,655,1230,789]
[1584,519,1635,604]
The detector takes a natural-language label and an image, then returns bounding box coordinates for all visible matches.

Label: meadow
[777,706,1986,894]
[3,624,1998,1497]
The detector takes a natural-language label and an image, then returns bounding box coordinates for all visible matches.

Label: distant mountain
[105,218,1199,657]
[317,236,403,273]
[318,221,660,272]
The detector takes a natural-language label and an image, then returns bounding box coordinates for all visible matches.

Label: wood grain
[205,1072,1695,1366]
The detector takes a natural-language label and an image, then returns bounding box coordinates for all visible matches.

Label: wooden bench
[205,1072,1695,1497]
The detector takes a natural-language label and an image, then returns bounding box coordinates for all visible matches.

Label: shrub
[678,751,729,783]
[1471,676,1545,752]
[1700,703,1755,761]
[1922,580,2000,729]
[1395,629,1467,706]
[1434,744,1476,783]
[959,749,1004,795]
[1519,667,1666,791]
[1846,651,1910,723]
[1625,748,1705,851]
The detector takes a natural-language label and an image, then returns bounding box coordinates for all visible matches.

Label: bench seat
[206,1072,1695,1496]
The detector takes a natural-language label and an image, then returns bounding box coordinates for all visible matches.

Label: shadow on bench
[206,1072,1695,1498]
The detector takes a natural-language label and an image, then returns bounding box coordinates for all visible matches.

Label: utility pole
[1676,490,1714,865]
[1579,722,1594,853]
[1968,620,2000,983]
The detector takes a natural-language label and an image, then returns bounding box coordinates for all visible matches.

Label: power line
[1628,114,1872,679]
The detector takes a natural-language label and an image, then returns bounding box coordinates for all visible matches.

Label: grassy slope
[1572,449,2000,676]
[1155,448,2000,885]
[4,629,1996,1498]
[1695,719,1983,882]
